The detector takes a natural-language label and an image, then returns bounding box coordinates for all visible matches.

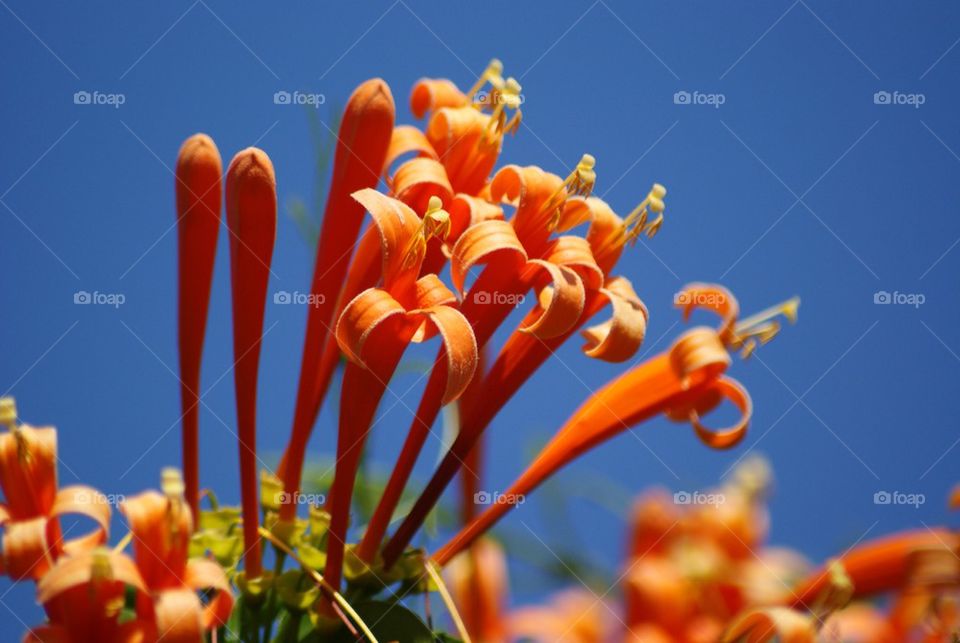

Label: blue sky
[2,0,960,630]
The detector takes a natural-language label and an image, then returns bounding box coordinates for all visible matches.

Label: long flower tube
[322,188,478,592]
[374,197,653,563]
[225,147,277,579]
[430,285,799,566]
[287,73,511,457]
[0,398,110,581]
[174,133,222,519]
[278,79,395,524]
[368,163,607,566]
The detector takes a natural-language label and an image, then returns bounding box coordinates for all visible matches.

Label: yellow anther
[403,196,452,269]
[0,397,17,430]
[162,467,186,499]
[466,58,505,101]
[544,154,598,230]
[624,183,669,243]
[482,77,523,144]
[731,296,800,358]
[90,548,116,584]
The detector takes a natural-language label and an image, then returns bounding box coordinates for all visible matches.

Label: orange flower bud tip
[227,147,276,188]
[177,133,220,168]
[349,77,396,121]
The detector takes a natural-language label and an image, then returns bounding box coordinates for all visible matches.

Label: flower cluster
[3,61,802,641]
[450,458,960,642]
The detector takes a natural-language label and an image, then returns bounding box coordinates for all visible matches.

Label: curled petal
[0,425,58,520]
[520,260,585,339]
[490,165,565,244]
[351,188,422,290]
[3,517,54,580]
[676,282,740,340]
[575,196,626,276]
[120,491,192,590]
[52,486,110,557]
[185,558,234,629]
[448,193,504,246]
[335,288,407,364]
[411,78,467,119]
[683,376,751,449]
[669,327,731,385]
[384,125,438,171]
[543,235,604,290]
[722,607,817,643]
[36,549,146,604]
[426,107,499,195]
[450,219,527,295]
[411,306,478,404]
[581,276,648,362]
[411,274,459,343]
[390,157,453,215]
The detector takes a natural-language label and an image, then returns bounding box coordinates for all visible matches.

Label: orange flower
[430,285,798,565]
[444,537,508,643]
[0,398,109,581]
[224,147,277,579]
[323,189,478,591]
[174,133,222,519]
[120,469,233,641]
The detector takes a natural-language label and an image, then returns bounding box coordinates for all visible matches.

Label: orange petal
[575,196,627,275]
[580,276,648,362]
[489,165,565,251]
[185,558,234,629]
[721,607,817,643]
[0,424,58,520]
[384,125,438,171]
[120,491,191,590]
[444,538,508,643]
[676,282,740,341]
[447,193,504,248]
[52,485,111,556]
[426,106,499,195]
[335,287,408,365]
[519,260,585,339]
[36,549,146,605]
[450,219,527,295]
[351,188,423,293]
[153,588,203,642]
[3,517,54,580]
[680,376,751,450]
[410,305,478,404]
[389,157,453,214]
[410,78,467,119]
[542,235,604,291]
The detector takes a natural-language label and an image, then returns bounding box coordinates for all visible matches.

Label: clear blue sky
[3,1,960,631]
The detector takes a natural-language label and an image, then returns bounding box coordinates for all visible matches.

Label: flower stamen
[403,196,452,269]
[730,296,800,358]
[545,154,597,230]
[623,183,667,243]
[482,77,523,143]
[465,58,505,103]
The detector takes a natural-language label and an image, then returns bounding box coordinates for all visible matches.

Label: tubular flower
[430,284,799,565]
[225,147,277,579]
[377,193,655,566]
[374,160,617,567]
[279,79,396,524]
[0,398,109,581]
[174,133,222,519]
[119,469,234,642]
[444,538,509,643]
[324,188,478,591]
[287,66,517,466]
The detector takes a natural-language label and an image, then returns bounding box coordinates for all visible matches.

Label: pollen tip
[782,296,801,323]
[161,467,186,498]
[0,397,16,428]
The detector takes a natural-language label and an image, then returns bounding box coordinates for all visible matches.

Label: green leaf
[323,600,435,643]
